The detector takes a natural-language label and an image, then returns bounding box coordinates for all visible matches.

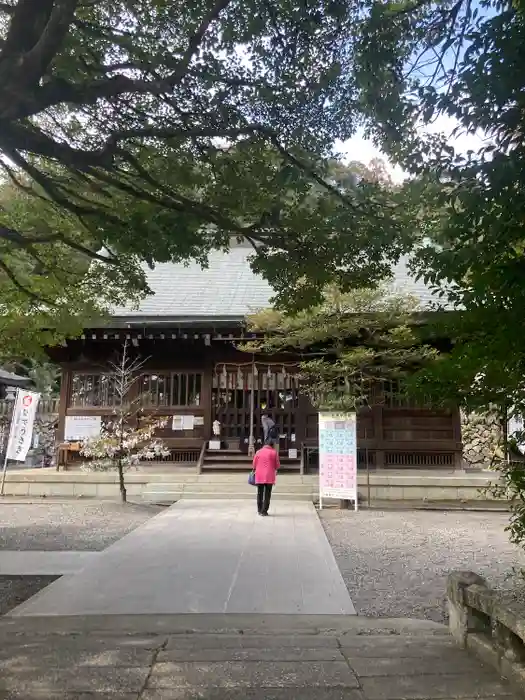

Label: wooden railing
[0,398,59,417]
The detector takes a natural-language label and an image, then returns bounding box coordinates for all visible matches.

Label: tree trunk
[117,460,127,503]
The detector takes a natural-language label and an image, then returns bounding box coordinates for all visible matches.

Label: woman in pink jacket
[253,439,280,516]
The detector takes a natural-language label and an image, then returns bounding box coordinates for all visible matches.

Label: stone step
[204,453,300,462]
[0,614,513,700]
[145,475,316,485]
[142,490,314,503]
[144,480,314,492]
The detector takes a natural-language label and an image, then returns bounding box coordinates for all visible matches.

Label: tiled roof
[111,246,436,321]
[0,368,31,386]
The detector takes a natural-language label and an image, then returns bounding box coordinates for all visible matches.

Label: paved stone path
[9,500,355,616]
[0,614,517,699]
[0,551,97,575]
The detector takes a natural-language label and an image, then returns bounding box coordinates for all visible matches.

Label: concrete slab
[148,660,359,689]
[0,551,97,575]
[0,614,516,700]
[9,500,355,616]
[360,674,513,699]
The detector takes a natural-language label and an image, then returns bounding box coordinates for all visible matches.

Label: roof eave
[102,315,246,329]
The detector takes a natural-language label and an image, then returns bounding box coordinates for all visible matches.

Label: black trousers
[257,484,273,514]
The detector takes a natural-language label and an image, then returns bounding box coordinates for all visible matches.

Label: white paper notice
[64,415,102,442]
[172,416,184,431]
[182,415,195,430]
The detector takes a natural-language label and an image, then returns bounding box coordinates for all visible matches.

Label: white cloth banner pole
[1,388,20,496]
[0,449,9,496]
[1,388,40,495]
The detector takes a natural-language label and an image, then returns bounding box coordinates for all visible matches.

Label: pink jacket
[253,445,280,485]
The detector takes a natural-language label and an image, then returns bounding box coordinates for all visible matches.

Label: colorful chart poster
[318,412,358,510]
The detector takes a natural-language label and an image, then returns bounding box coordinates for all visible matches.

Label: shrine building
[50,243,462,472]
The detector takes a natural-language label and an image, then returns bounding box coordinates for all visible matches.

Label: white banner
[319,412,358,510]
[6,390,40,462]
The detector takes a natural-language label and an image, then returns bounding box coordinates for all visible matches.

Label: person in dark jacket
[261,412,275,442]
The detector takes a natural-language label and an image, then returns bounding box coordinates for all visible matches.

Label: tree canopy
[0,181,145,360]
[355,0,525,413]
[0,0,413,312]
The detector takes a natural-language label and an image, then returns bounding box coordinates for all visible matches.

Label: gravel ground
[0,501,163,615]
[0,501,163,551]
[321,509,525,623]
[0,576,58,615]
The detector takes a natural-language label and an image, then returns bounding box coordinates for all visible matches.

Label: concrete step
[145,475,316,486]
[144,480,314,492]
[205,453,300,461]
[142,490,314,503]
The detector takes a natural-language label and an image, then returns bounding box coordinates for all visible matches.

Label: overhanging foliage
[241,285,437,411]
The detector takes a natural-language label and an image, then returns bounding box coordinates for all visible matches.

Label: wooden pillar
[56,367,71,471]
[452,406,464,471]
[57,368,71,444]
[202,362,213,440]
[372,405,385,470]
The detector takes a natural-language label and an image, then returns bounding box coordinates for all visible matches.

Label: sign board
[6,390,40,462]
[288,448,298,459]
[173,415,196,431]
[64,415,102,442]
[318,412,358,510]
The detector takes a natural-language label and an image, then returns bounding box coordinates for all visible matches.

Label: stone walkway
[9,500,355,616]
[0,614,517,699]
[0,551,97,575]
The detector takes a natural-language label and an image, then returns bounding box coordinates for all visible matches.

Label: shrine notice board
[318,412,358,511]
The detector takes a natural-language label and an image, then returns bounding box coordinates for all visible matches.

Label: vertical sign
[6,390,40,461]
[319,412,358,510]
[1,389,41,496]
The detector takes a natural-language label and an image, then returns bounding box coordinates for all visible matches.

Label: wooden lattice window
[70,373,116,407]
[139,372,202,407]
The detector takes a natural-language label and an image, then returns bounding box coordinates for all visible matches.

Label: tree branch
[167,0,233,86]
[269,137,365,213]
[0,258,55,305]
[20,0,232,117]
[0,0,54,58]
[106,125,264,145]
[21,0,79,83]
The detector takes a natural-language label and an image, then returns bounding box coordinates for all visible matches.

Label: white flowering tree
[80,342,169,502]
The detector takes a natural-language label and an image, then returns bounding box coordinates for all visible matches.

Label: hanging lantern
[253,365,258,376]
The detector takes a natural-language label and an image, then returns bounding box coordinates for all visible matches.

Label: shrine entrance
[211,362,301,453]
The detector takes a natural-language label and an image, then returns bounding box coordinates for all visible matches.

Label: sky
[338,0,494,179]
[338,115,488,183]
